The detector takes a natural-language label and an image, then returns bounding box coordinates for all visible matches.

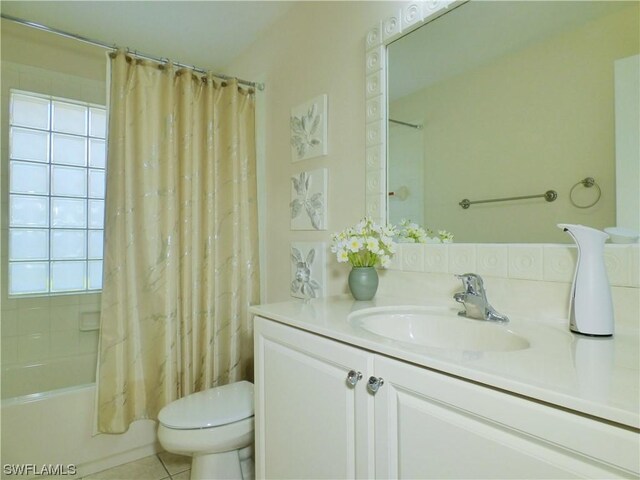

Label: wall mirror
[366,1,639,244]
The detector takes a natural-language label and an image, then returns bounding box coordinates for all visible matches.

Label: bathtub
[1,384,159,479]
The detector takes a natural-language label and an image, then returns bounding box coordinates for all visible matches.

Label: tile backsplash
[389,243,639,288]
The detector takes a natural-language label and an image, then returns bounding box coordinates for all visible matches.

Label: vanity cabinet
[254,316,638,479]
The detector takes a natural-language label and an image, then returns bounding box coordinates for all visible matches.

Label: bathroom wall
[389,3,639,243]
[227,1,400,301]
[0,21,107,397]
[229,1,640,313]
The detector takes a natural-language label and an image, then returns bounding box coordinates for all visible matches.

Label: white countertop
[250,295,640,430]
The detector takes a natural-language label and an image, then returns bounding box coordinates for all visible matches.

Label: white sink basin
[348,306,529,352]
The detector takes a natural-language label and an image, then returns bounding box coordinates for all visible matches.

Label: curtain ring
[569,177,601,209]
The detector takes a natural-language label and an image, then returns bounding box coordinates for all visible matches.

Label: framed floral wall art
[290,242,326,299]
[290,168,327,230]
[290,94,328,162]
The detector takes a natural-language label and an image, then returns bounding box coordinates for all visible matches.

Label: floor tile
[82,455,169,480]
[170,471,190,480]
[158,451,191,475]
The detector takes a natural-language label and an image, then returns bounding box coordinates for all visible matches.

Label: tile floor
[82,452,191,480]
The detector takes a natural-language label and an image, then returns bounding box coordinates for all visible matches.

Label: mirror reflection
[387,1,639,243]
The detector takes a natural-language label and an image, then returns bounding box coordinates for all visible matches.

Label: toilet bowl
[157,381,254,480]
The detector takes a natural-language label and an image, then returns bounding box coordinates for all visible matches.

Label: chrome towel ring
[570,177,601,209]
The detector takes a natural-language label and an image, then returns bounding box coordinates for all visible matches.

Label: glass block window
[8,90,106,295]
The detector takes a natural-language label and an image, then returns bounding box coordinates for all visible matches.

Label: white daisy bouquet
[396,219,454,244]
[331,217,397,268]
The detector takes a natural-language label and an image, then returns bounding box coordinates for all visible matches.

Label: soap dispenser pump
[558,224,614,336]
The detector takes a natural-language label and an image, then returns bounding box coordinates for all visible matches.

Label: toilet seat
[158,380,254,430]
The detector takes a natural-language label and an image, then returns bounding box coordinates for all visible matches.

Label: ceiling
[0,1,294,71]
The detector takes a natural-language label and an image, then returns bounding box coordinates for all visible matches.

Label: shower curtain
[97,51,260,433]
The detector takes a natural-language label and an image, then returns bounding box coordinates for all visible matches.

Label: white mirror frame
[363,1,638,287]
[364,0,457,225]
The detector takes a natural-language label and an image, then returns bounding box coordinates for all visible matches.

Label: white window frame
[8,89,107,296]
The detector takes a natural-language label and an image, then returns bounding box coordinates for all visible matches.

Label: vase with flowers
[331,217,397,300]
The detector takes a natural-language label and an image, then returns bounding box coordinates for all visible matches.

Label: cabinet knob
[367,376,384,394]
[346,370,363,387]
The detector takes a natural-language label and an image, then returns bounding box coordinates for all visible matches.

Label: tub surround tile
[50,305,81,331]
[18,333,50,362]
[78,330,99,354]
[50,293,82,307]
[50,330,80,357]
[80,292,102,305]
[18,307,50,335]
[1,309,19,336]
[1,336,18,364]
[16,295,50,309]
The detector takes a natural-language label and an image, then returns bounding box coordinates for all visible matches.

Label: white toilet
[157,381,254,480]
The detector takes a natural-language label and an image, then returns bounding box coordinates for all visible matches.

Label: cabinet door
[374,355,636,479]
[254,317,375,479]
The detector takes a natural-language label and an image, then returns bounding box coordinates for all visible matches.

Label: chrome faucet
[453,273,509,323]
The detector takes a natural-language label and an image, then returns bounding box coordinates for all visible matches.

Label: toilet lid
[158,381,254,429]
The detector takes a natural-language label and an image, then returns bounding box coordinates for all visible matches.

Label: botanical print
[290,168,327,230]
[290,242,326,299]
[290,94,328,162]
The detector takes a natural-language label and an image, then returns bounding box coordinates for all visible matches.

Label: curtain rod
[0,13,265,91]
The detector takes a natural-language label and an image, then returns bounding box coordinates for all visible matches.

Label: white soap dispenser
[558,224,614,336]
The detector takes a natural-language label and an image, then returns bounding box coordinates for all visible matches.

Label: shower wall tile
[1,309,19,336]
[17,295,50,309]
[50,293,82,307]
[79,330,99,354]
[18,333,50,362]
[18,307,50,334]
[50,304,81,331]
[50,330,80,357]
[1,336,18,365]
[80,292,102,305]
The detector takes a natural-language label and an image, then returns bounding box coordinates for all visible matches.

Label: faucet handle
[455,273,485,295]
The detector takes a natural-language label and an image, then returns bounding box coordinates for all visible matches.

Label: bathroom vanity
[251,297,639,479]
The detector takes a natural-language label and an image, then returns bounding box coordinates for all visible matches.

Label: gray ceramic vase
[348,266,379,301]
